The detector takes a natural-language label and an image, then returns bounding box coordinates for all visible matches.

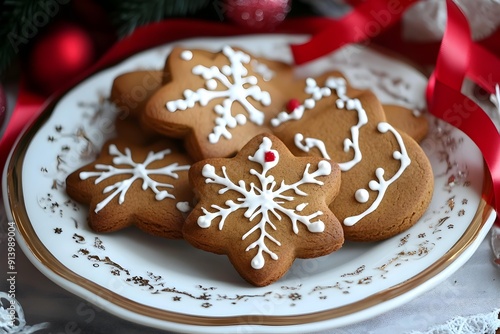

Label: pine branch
[104,0,212,37]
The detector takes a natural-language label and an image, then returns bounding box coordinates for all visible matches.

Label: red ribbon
[426,0,500,213]
[290,0,420,65]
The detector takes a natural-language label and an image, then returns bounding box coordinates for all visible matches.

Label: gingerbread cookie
[110,70,168,144]
[66,137,193,239]
[183,134,344,286]
[272,75,433,242]
[111,70,166,119]
[143,46,292,161]
[114,114,164,145]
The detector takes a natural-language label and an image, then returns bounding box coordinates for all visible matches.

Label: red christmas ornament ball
[224,0,291,31]
[29,22,95,94]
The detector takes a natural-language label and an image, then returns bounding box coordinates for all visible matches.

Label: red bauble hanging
[28,22,96,95]
[224,0,291,31]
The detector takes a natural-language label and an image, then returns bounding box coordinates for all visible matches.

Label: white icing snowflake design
[166,46,272,144]
[79,144,190,213]
[197,136,331,270]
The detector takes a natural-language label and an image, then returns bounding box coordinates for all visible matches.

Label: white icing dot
[180,50,193,61]
[369,180,379,191]
[167,101,177,112]
[377,122,390,133]
[393,151,402,159]
[247,76,258,85]
[201,164,216,177]
[317,160,332,174]
[197,216,210,228]
[304,98,315,109]
[355,189,370,203]
[234,114,247,125]
[176,201,191,213]
[375,167,385,178]
[206,79,217,90]
[251,253,265,269]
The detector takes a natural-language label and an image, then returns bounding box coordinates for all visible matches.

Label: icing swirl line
[343,122,411,226]
[274,77,368,171]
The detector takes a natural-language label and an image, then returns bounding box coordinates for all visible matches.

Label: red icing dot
[264,151,276,162]
[286,98,301,113]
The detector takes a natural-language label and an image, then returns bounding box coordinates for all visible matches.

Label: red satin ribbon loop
[427,0,500,213]
[291,0,420,65]
[430,80,500,206]
[432,0,471,91]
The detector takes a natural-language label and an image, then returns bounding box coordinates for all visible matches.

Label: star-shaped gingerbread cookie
[183,134,343,286]
[143,46,292,161]
[66,135,193,239]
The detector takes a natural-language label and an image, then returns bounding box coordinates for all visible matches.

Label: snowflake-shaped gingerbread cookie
[183,134,343,286]
[143,46,291,160]
[66,138,193,239]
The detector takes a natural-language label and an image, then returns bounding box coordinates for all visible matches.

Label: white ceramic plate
[3,35,496,333]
